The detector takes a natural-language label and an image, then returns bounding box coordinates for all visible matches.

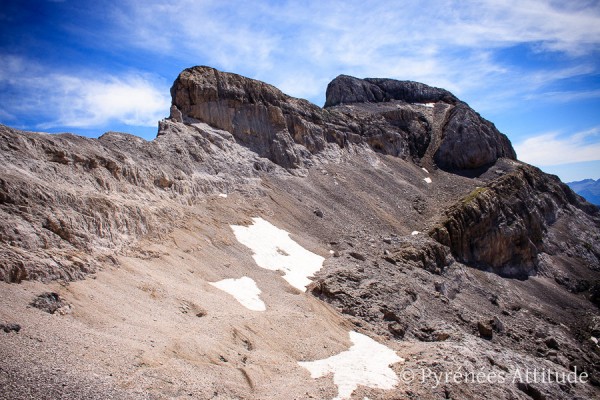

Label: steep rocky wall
[324,74,515,171]
[434,103,516,170]
[430,164,599,278]
[171,66,515,171]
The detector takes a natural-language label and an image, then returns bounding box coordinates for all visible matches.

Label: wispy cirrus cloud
[107,0,600,108]
[515,126,600,166]
[534,89,600,103]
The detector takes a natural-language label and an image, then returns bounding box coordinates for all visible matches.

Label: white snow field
[209,276,266,311]
[230,218,325,291]
[299,331,403,400]
[423,177,432,184]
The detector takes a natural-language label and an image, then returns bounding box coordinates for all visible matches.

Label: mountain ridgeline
[1,66,599,399]
[569,178,600,206]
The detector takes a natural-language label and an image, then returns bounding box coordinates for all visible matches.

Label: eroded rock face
[171,66,515,171]
[324,74,516,171]
[324,75,458,107]
[171,66,311,168]
[0,122,264,282]
[434,103,516,170]
[430,164,599,278]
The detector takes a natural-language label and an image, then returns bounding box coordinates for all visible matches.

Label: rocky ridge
[1,66,599,399]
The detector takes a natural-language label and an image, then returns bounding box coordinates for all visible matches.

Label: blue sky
[1,0,599,182]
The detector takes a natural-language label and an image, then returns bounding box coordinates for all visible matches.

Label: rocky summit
[1,66,599,400]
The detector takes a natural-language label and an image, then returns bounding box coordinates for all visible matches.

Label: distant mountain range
[568,178,600,205]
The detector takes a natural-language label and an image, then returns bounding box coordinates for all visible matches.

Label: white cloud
[107,0,600,110]
[515,127,600,165]
[38,75,170,128]
[0,56,169,129]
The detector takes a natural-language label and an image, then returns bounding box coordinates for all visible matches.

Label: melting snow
[421,167,429,174]
[299,331,403,400]
[230,218,325,292]
[415,102,435,108]
[209,276,266,311]
[411,231,420,236]
[423,177,432,184]
[218,193,228,198]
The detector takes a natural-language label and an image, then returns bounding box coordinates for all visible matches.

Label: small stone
[545,337,559,350]
[349,252,366,261]
[477,321,493,339]
[492,316,505,333]
[31,292,68,314]
[388,322,406,338]
[434,281,448,297]
[313,209,324,218]
[0,323,21,333]
[382,237,392,244]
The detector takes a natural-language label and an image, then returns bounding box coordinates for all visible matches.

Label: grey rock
[545,337,560,350]
[434,281,448,297]
[477,321,493,339]
[348,252,366,261]
[430,165,599,278]
[324,75,458,107]
[169,105,183,122]
[492,316,505,333]
[433,103,516,170]
[171,67,514,171]
[388,322,406,338]
[30,292,68,314]
[0,323,21,333]
[324,74,515,170]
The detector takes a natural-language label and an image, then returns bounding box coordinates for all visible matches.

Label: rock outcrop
[430,164,600,278]
[0,122,264,282]
[171,66,515,171]
[324,74,516,170]
[433,103,516,170]
[324,75,458,107]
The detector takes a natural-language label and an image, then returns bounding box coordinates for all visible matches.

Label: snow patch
[423,177,432,184]
[209,276,265,311]
[411,231,420,236]
[415,102,435,108]
[218,193,228,198]
[421,167,429,174]
[299,331,403,400]
[230,218,325,292]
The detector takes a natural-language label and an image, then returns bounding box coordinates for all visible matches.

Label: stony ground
[2,153,599,399]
